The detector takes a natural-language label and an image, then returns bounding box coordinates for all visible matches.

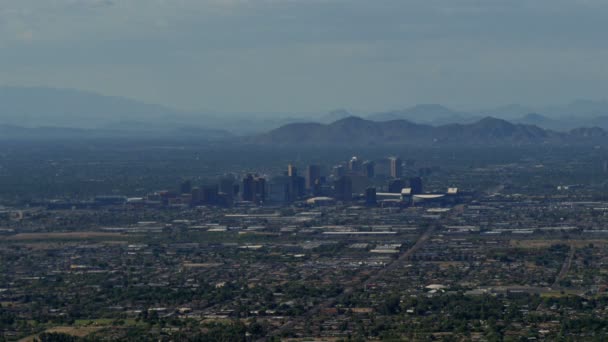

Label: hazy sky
[1,0,607,113]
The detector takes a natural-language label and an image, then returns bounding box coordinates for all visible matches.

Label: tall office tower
[333,165,346,178]
[312,178,323,196]
[287,176,306,202]
[254,177,266,203]
[333,176,353,201]
[389,157,403,178]
[306,164,321,190]
[287,164,298,177]
[190,187,201,206]
[363,161,375,178]
[348,156,362,173]
[388,179,406,193]
[180,180,192,194]
[295,176,306,197]
[242,174,255,202]
[202,185,219,205]
[409,177,423,195]
[365,187,377,206]
[267,177,290,204]
[219,176,235,201]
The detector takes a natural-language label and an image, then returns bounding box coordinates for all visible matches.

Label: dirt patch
[3,232,125,241]
[183,262,224,268]
[510,240,608,249]
[432,261,467,269]
[19,326,103,342]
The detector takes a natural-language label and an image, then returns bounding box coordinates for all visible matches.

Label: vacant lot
[510,239,608,249]
[2,232,125,241]
[19,326,103,342]
[183,262,224,268]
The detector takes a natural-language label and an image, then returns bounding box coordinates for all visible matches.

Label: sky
[1,0,607,114]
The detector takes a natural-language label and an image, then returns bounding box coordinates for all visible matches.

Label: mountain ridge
[0,86,293,135]
[253,116,605,146]
[3,86,608,135]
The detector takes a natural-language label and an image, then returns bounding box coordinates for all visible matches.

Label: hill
[0,86,191,129]
[253,116,605,146]
[0,86,276,135]
[367,104,470,125]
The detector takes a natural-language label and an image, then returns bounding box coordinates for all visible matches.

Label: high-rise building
[333,165,346,178]
[180,180,192,194]
[191,187,201,206]
[363,161,375,178]
[158,190,174,206]
[218,177,239,206]
[219,176,235,203]
[242,174,255,202]
[365,187,377,206]
[312,178,323,196]
[388,179,406,193]
[202,185,219,205]
[389,157,403,178]
[241,174,266,203]
[409,177,423,195]
[288,164,298,177]
[306,164,321,190]
[268,174,303,203]
[268,177,290,203]
[333,176,352,201]
[281,164,304,202]
[290,176,305,202]
[254,177,266,203]
[348,157,362,173]
[220,177,240,206]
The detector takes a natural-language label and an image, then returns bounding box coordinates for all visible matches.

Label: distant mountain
[0,86,278,135]
[0,86,192,128]
[548,99,608,117]
[510,113,570,131]
[4,86,608,137]
[254,116,607,146]
[366,101,608,131]
[514,113,551,125]
[319,109,353,123]
[585,116,608,129]
[476,104,537,119]
[437,117,551,142]
[367,104,471,125]
[478,100,608,128]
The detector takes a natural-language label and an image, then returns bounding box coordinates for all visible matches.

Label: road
[553,244,575,288]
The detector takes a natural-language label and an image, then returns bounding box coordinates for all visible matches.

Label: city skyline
[3,1,608,340]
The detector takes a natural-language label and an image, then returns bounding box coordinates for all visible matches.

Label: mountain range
[0,86,298,136]
[325,101,608,131]
[2,86,608,141]
[254,116,608,146]
[367,104,476,125]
